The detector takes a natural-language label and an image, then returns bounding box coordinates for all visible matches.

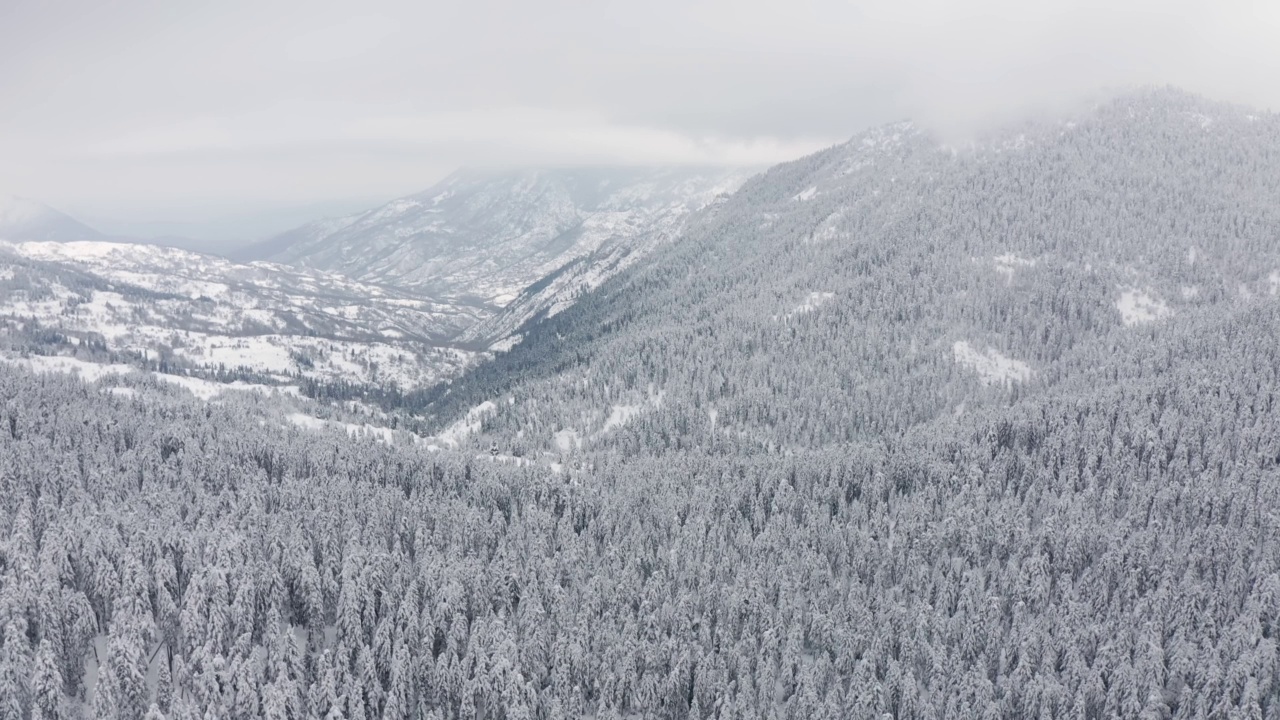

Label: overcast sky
[2,0,1278,242]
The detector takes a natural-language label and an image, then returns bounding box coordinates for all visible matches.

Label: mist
[1,0,1277,244]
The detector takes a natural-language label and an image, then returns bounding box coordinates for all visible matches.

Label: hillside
[245,167,751,333]
[0,195,107,243]
[0,240,482,392]
[415,88,1280,456]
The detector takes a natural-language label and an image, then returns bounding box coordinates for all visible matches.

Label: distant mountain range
[0,167,754,393]
[237,167,752,303]
[0,194,107,242]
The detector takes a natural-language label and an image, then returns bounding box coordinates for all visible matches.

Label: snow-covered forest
[2,88,1280,719]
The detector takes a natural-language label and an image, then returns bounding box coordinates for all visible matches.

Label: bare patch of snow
[781,291,834,320]
[952,341,1033,386]
[1116,289,1172,326]
[489,334,522,353]
[0,355,135,381]
[436,400,497,447]
[287,413,398,444]
[554,429,581,452]
[1183,111,1214,129]
[1180,286,1200,300]
[992,253,1036,283]
[602,404,642,433]
[792,186,818,202]
[154,374,299,401]
[1269,271,1279,296]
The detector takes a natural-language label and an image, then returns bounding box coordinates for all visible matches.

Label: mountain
[0,240,484,392]
[242,167,752,321]
[0,194,107,242]
[416,88,1280,453]
[0,168,753,398]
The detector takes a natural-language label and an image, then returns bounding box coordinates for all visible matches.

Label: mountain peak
[0,194,105,242]
[0,194,55,226]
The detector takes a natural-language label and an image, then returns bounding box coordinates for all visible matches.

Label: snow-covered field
[1115,288,1172,325]
[0,353,299,400]
[0,241,483,389]
[953,341,1033,386]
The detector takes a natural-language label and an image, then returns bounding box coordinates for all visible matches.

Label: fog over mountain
[0,195,106,243]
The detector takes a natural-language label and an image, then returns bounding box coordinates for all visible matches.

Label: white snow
[286,413,398,444]
[435,400,497,447]
[602,404,642,433]
[489,334,522,353]
[1183,111,1214,129]
[792,186,818,202]
[553,429,581,452]
[0,354,134,381]
[0,353,299,400]
[153,374,298,401]
[1115,289,1172,326]
[952,341,1033,387]
[1269,271,1280,296]
[597,388,665,436]
[782,291,834,320]
[1186,246,1198,265]
[1180,286,1200,300]
[992,253,1036,283]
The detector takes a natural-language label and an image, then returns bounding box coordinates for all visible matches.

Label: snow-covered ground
[792,186,818,202]
[779,291,835,321]
[1115,289,1172,325]
[0,352,299,400]
[992,253,1036,283]
[0,241,482,389]
[286,412,398,444]
[952,341,1033,386]
[434,400,498,448]
[0,354,134,382]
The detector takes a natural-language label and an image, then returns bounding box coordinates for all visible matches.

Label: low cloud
[2,0,1277,233]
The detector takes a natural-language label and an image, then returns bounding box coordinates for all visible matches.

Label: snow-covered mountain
[0,194,106,242]
[417,88,1280,449]
[244,167,752,327]
[0,169,755,395]
[0,240,483,390]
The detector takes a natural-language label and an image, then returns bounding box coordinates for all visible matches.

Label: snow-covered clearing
[286,413,398,444]
[952,341,1033,386]
[435,400,497,448]
[0,354,135,381]
[780,291,834,320]
[597,388,665,436]
[792,186,818,202]
[991,253,1036,283]
[1116,289,1172,326]
[154,374,298,401]
[0,352,301,400]
[554,429,581,452]
[602,404,643,433]
[489,334,523,353]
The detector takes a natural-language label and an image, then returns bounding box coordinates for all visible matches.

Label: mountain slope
[414,88,1280,455]
[0,194,106,242]
[0,240,482,391]
[245,167,751,314]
